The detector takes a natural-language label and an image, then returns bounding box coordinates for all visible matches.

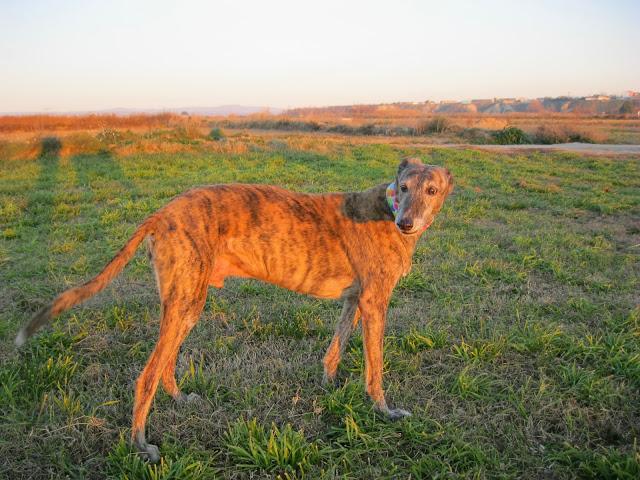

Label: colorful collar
[386,182,399,218]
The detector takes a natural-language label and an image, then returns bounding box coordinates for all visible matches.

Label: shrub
[96,127,122,145]
[567,127,607,144]
[209,127,225,141]
[169,123,203,144]
[40,136,62,156]
[326,124,357,135]
[534,125,607,144]
[533,125,569,144]
[493,126,530,145]
[619,100,634,115]
[458,128,494,144]
[417,116,451,135]
[67,132,106,154]
[356,123,378,135]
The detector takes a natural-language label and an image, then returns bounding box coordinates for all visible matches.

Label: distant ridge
[1,105,285,116]
[285,94,640,117]
[3,94,638,117]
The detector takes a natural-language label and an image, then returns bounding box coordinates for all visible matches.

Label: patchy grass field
[0,128,639,479]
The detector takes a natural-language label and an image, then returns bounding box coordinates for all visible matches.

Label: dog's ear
[445,168,454,195]
[397,157,422,176]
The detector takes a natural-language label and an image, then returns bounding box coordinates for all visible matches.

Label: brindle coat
[15,157,453,462]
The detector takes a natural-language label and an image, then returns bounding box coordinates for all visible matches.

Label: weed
[106,435,216,480]
[224,418,321,476]
[399,327,448,353]
[451,338,504,362]
[451,366,494,400]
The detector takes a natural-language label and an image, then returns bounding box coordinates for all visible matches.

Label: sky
[1,0,638,112]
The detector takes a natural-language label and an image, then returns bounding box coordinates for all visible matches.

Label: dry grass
[212,112,640,144]
[3,112,640,148]
[0,113,179,133]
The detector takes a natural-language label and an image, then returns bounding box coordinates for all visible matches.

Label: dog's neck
[342,183,420,275]
[341,183,421,252]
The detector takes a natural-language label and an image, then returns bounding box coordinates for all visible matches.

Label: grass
[224,418,320,476]
[0,127,639,478]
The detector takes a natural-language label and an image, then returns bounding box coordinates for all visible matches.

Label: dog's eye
[427,186,438,195]
[400,184,408,192]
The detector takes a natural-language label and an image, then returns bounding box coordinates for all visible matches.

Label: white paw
[138,443,161,463]
[387,407,412,420]
[322,372,337,387]
[176,392,202,404]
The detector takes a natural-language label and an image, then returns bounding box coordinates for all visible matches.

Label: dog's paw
[321,371,337,387]
[138,443,161,463]
[386,407,412,421]
[375,404,412,421]
[176,392,202,404]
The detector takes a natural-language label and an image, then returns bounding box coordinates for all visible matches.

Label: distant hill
[2,105,284,116]
[285,95,640,117]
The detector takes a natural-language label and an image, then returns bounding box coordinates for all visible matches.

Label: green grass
[224,418,320,476]
[0,131,639,478]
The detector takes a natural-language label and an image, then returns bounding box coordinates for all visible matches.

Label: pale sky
[1,0,638,112]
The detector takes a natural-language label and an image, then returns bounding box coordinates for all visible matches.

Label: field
[212,113,640,145]
[1,123,639,479]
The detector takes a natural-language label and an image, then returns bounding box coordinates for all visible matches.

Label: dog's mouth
[398,219,433,235]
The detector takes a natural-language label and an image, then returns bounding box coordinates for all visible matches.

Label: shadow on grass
[71,151,139,195]
[19,137,63,309]
[70,151,141,246]
[31,136,62,220]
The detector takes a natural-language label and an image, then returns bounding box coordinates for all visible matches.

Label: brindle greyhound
[15,156,453,462]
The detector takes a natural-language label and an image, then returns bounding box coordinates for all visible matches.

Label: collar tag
[386,182,399,219]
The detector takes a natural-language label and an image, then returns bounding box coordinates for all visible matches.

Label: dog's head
[392,157,454,235]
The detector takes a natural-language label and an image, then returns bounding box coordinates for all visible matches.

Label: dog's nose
[397,218,413,232]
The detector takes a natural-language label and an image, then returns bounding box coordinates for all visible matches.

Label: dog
[15,156,453,462]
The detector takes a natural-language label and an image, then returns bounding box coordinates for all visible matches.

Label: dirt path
[451,142,640,155]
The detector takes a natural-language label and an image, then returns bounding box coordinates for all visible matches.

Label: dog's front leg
[360,290,411,420]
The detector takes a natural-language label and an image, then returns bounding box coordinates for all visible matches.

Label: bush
[493,126,530,145]
[459,128,494,144]
[209,127,225,141]
[356,123,377,135]
[567,128,607,144]
[96,127,122,145]
[326,124,357,135]
[534,125,607,144]
[40,136,62,156]
[620,100,634,115]
[417,116,451,135]
[533,125,569,144]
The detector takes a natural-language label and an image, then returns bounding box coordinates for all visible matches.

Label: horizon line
[2,89,639,116]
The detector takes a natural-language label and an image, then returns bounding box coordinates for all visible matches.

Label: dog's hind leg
[147,236,205,404]
[161,347,200,403]
[131,263,209,462]
[322,297,360,385]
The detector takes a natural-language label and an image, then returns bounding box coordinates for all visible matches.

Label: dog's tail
[15,216,157,347]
